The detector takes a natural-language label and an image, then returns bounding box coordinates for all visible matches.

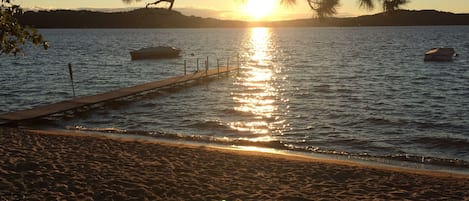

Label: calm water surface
[1,27,469,170]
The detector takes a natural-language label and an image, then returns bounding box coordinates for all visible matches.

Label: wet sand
[1,127,468,200]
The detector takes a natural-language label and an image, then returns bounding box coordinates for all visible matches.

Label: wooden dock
[0,66,239,121]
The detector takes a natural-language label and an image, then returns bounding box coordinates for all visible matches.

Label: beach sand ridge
[1,128,468,200]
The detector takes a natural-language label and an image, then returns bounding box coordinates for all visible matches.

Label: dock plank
[0,101,84,121]
[0,66,238,121]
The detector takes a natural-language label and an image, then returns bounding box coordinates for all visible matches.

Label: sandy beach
[0,127,468,200]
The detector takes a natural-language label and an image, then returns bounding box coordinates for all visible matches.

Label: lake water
[1,26,469,171]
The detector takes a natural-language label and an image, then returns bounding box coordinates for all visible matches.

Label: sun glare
[241,0,278,21]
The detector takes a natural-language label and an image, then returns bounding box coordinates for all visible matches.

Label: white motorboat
[424,48,455,62]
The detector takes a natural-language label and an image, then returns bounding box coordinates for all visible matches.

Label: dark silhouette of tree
[284,0,409,16]
[1,0,48,55]
[357,0,410,12]
[124,0,410,17]
[280,0,339,17]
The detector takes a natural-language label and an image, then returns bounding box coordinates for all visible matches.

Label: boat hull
[424,48,455,62]
[424,54,453,62]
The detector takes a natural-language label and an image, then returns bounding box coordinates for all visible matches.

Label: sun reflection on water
[230,27,284,137]
[249,28,272,66]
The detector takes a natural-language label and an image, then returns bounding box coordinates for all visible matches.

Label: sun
[241,0,278,21]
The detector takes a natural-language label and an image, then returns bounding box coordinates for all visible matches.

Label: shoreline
[31,126,469,176]
[29,128,469,177]
[1,127,469,200]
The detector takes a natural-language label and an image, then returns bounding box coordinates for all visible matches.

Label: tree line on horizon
[18,9,469,29]
[2,0,409,55]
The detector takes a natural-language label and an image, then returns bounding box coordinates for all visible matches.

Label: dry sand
[1,127,468,200]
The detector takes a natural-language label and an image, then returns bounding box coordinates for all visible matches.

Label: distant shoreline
[17,8,469,28]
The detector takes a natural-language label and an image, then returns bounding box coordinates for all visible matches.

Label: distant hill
[328,9,469,26]
[270,10,469,27]
[17,8,469,28]
[18,8,246,28]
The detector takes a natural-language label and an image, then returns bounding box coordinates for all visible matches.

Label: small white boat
[130,46,181,60]
[424,48,455,62]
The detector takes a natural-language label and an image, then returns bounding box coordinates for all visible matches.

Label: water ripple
[3,27,469,169]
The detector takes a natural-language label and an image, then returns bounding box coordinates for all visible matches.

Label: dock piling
[237,53,240,74]
[68,63,76,97]
[206,56,209,76]
[184,60,187,75]
[227,57,230,73]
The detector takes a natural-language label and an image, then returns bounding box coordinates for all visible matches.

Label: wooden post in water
[237,53,240,74]
[184,60,187,75]
[206,56,209,76]
[68,63,76,97]
[227,57,230,73]
[217,59,220,78]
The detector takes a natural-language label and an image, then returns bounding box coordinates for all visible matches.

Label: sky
[14,0,469,21]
